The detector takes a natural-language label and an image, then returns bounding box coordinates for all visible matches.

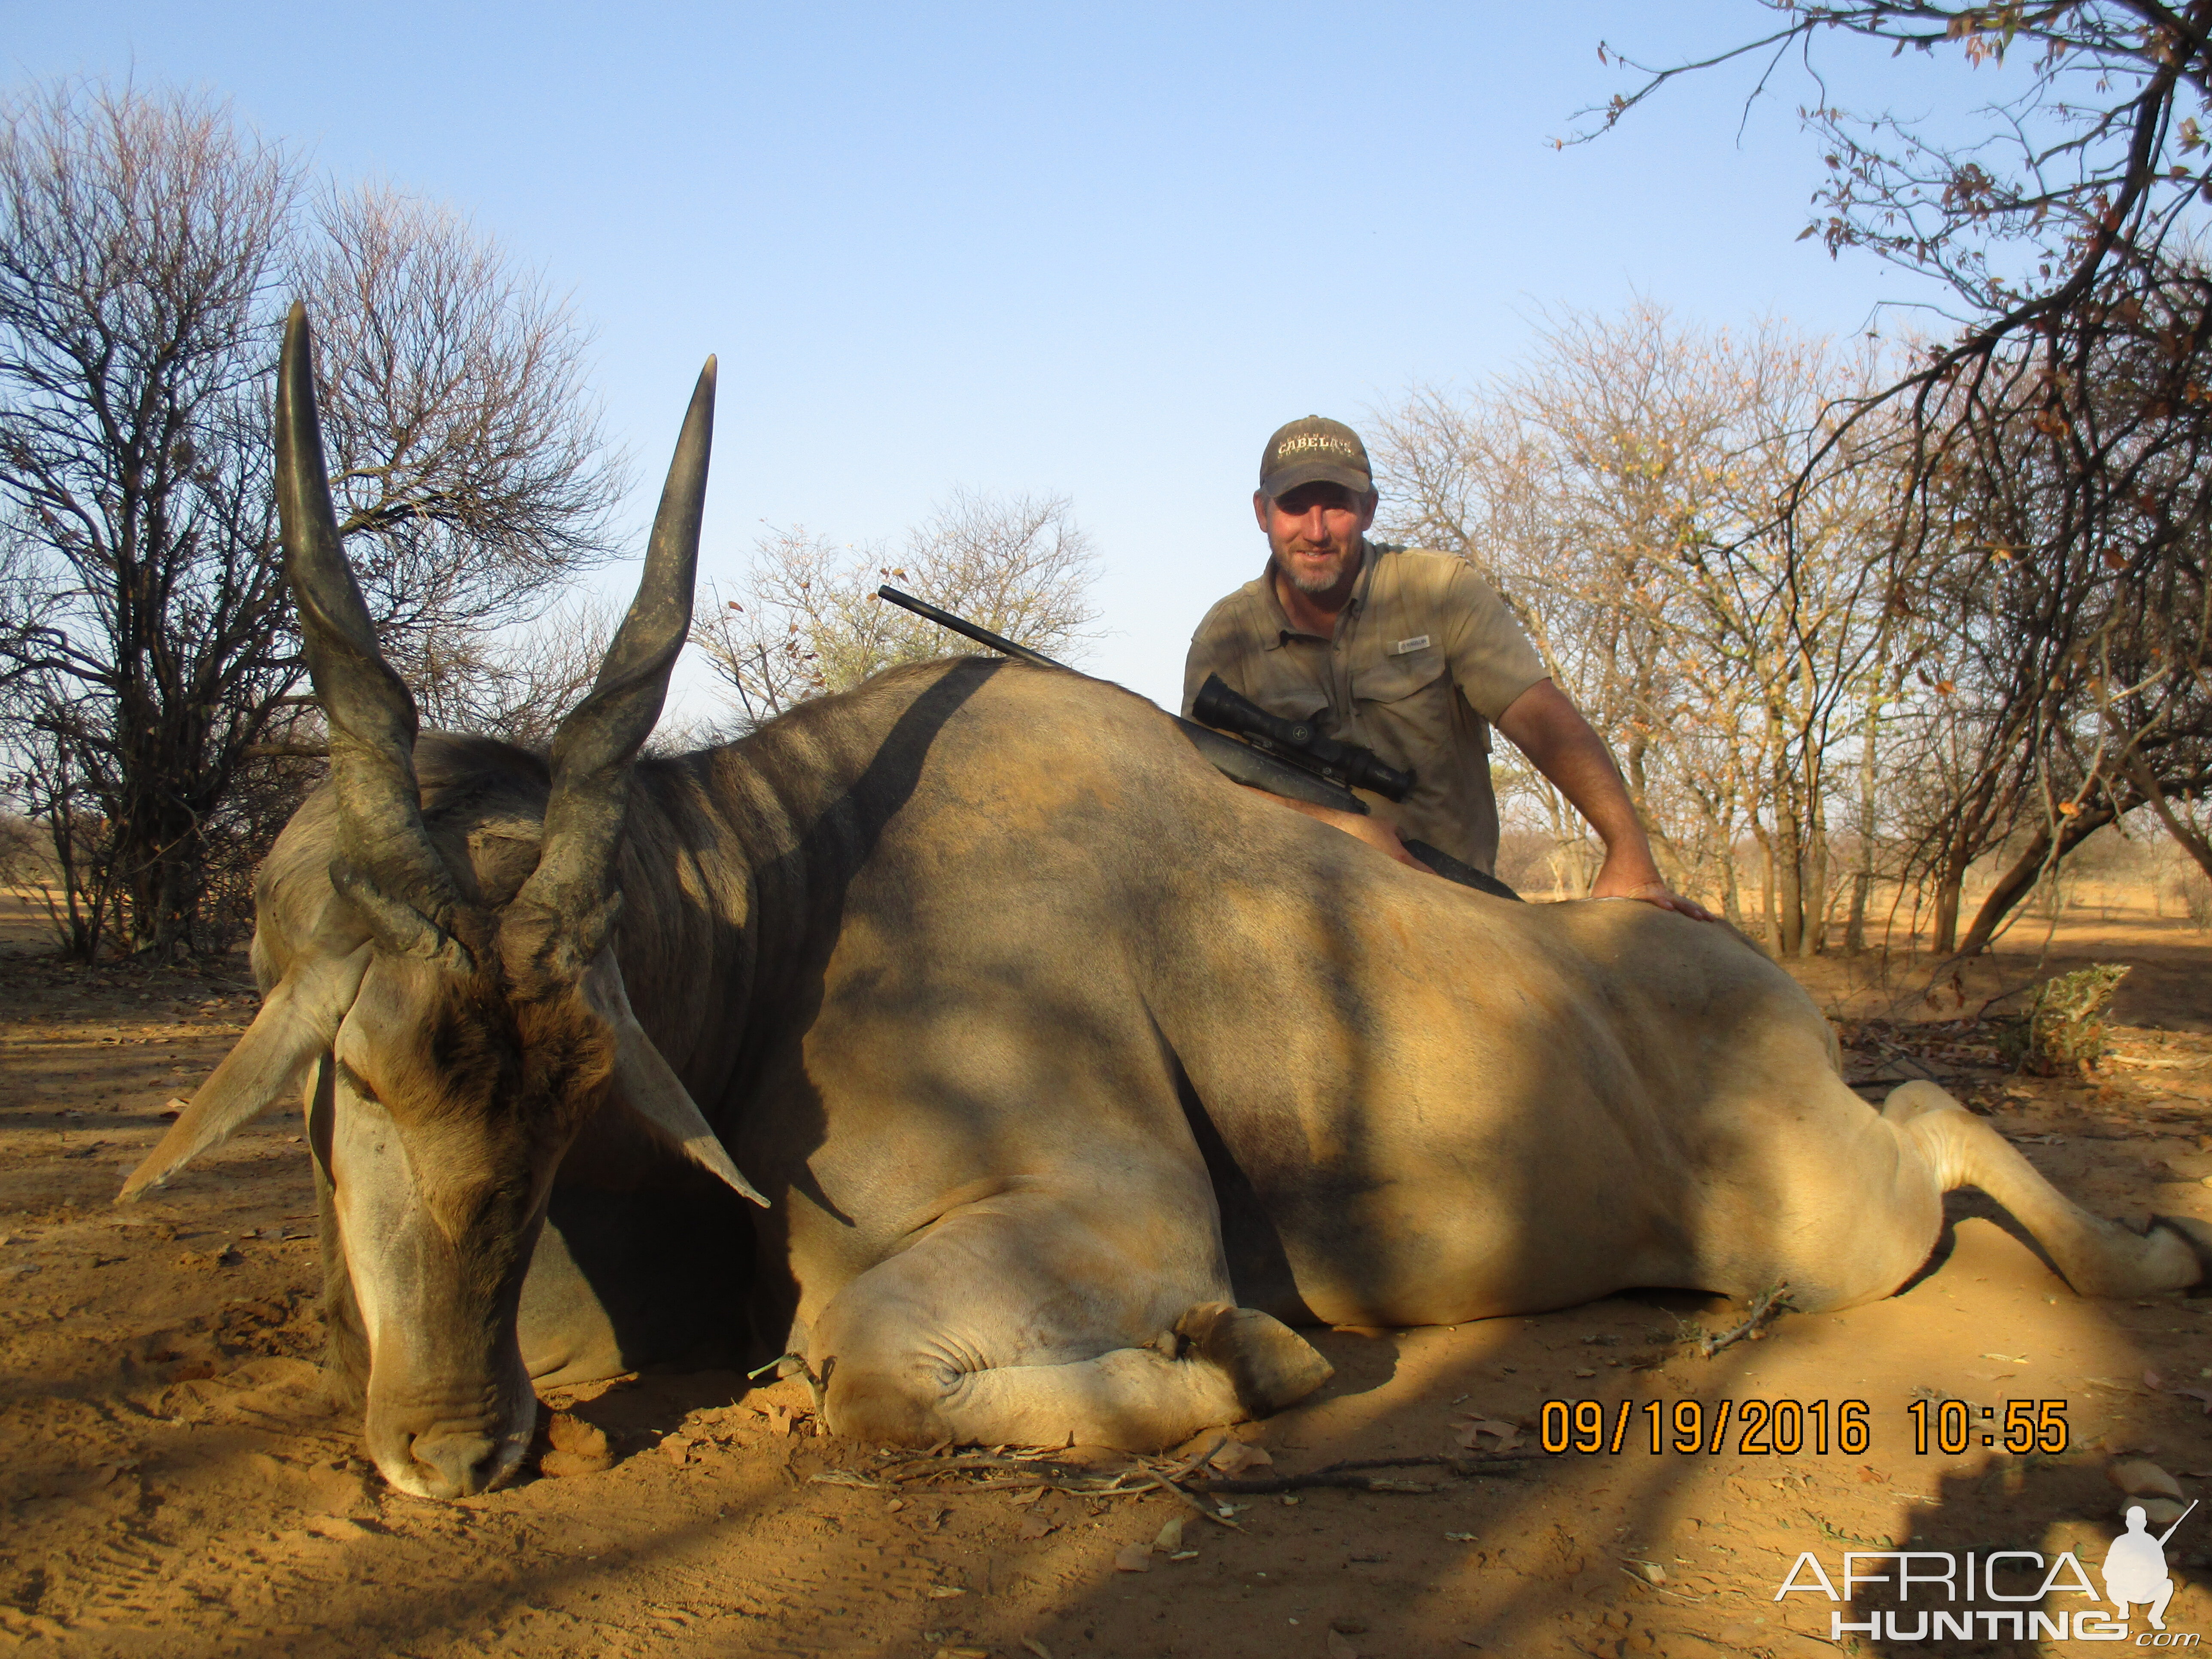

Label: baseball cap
[1258,416,1373,498]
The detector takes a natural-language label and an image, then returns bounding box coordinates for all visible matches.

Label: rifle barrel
[876,586,1068,671]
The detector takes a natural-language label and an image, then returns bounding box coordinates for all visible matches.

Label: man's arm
[1492,679,1715,921]
[1182,597,1250,718]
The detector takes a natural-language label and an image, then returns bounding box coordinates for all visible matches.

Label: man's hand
[1589,849,1718,921]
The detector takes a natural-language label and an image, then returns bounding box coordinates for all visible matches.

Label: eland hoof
[1174,1301,1334,1416]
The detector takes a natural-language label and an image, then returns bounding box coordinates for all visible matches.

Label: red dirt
[3,887,2209,1658]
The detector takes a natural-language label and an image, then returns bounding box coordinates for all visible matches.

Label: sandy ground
[3,886,2210,1659]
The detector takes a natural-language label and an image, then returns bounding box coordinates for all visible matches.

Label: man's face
[1256,481,1378,601]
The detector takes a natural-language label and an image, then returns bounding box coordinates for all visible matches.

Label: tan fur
[196,660,2203,1491]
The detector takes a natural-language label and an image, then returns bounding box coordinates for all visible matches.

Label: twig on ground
[1127,1471,1244,1528]
[1182,1452,1545,1495]
[808,1444,1544,1506]
[743,1350,835,1428]
[1619,1565,1704,1604]
[1696,1283,1793,1358]
[1158,1433,1231,1482]
[875,1452,1068,1478]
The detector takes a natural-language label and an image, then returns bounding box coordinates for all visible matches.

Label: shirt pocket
[1353,647,1445,707]
[1352,648,1483,759]
[1239,649,1333,723]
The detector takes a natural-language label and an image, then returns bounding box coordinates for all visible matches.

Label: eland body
[124,309,2212,1498]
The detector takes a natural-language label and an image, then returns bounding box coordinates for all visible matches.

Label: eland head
[117,304,763,1499]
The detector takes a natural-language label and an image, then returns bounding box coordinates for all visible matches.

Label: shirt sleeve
[1443,562,1548,722]
[1181,596,1247,717]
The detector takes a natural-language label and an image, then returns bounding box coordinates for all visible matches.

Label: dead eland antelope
[122,305,2210,1500]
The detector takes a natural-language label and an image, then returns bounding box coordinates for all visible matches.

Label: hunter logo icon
[2105,1500,2197,1631]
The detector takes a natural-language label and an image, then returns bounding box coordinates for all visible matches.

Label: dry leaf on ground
[1454,1418,1522,1453]
[1208,1440,1273,1476]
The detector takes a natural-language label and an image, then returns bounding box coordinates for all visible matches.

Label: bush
[1997,964,2133,1076]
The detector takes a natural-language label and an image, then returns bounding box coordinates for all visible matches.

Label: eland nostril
[409,1431,501,1498]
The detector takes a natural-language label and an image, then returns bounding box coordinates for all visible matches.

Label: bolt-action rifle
[874,585,1517,900]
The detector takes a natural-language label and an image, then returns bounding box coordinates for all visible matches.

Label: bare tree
[412,599,621,748]
[298,183,623,666]
[695,489,1100,726]
[1372,305,1912,952]
[1581,4,2212,951]
[0,80,625,959]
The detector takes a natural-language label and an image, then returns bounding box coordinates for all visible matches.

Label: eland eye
[333,1057,383,1104]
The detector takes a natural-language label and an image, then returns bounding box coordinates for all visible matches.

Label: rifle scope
[1191,675,1415,802]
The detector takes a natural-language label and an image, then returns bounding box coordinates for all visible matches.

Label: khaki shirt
[1181,543,1547,874]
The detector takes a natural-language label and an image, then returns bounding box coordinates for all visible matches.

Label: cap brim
[1260,461,1374,499]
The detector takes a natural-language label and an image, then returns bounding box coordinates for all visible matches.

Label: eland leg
[807,1197,1331,1450]
[1882,1080,2206,1297]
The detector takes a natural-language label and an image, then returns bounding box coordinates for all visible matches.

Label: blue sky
[9,3,2002,716]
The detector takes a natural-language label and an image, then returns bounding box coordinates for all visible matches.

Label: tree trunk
[1930,847,1967,956]
[1720,842,1744,930]
[1793,668,1828,957]
[1763,695,1804,955]
[1845,679,1885,955]
[1845,870,1871,954]
[1957,764,2212,953]
[46,809,102,963]
[1774,794,1805,957]
[122,790,204,959]
[1754,825,1781,953]
[1955,807,2115,956]
[1802,795,1829,958]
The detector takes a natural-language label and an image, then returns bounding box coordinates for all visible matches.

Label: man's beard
[1273,538,1361,597]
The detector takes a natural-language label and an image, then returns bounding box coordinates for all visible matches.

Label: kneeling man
[1184,415,1706,917]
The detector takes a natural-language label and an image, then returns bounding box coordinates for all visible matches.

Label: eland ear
[117,945,373,1203]
[610,1021,772,1209]
[580,952,768,1209]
